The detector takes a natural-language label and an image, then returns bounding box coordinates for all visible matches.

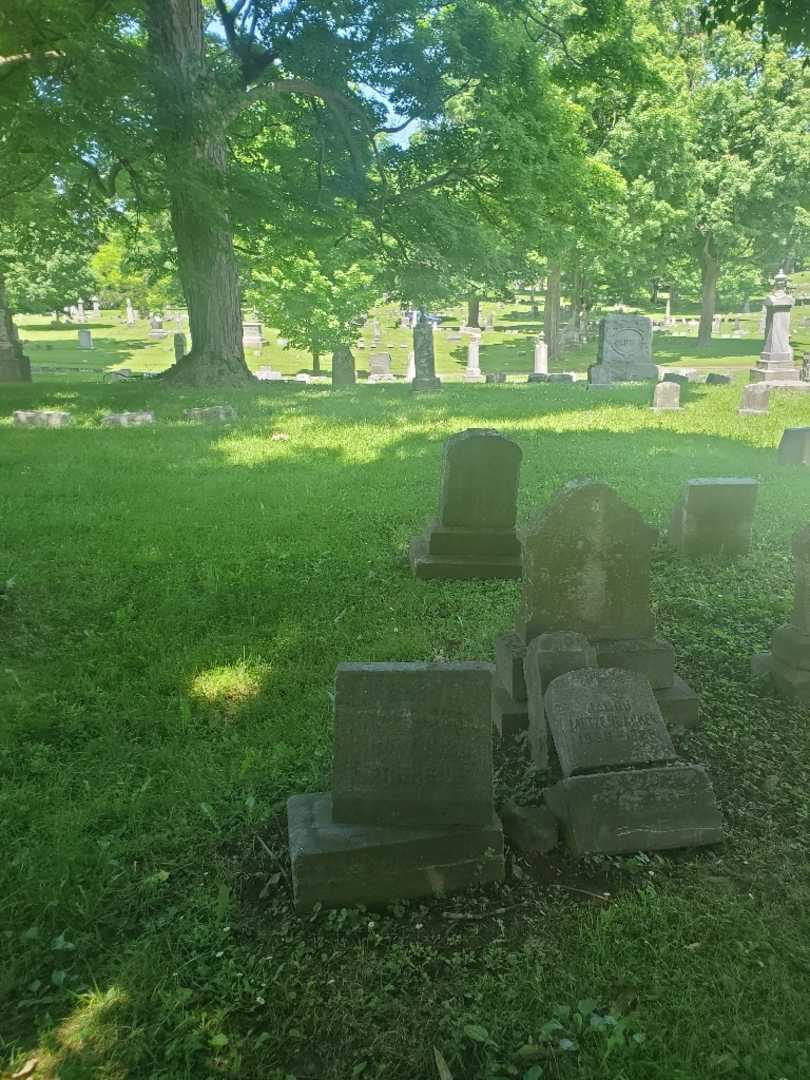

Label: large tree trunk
[650,279,659,305]
[544,261,561,362]
[311,350,321,373]
[697,240,720,347]
[466,295,480,329]
[145,0,252,387]
[0,271,31,382]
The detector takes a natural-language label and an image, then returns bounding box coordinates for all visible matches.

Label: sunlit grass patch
[188,658,271,721]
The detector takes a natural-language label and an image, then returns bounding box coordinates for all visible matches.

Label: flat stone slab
[183,405,236,423]
[654,675,701,729]
[101,411,155,427]
[668,478,759,557]
[13,410,73,427]
[409,536,521,580]
[288,793,504,912]
[545,668,676,777]
[332,662,494,827]
[777,428,810,466]
[594,638,675,690]
[545,765,723,855]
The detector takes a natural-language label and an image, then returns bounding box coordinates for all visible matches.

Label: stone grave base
[288,793,504,912]
[367,374,397,383]
[544,765,722,856]
[412,533,520,578]
[411,377,442,392]
[463,372,485,383]
[493,631,699,735]
[752,647,810,705]
[588,362,658,385]
[749,364,800,382]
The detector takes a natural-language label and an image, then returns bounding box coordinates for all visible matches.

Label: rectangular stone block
[545,765,723,855]
[409,536,521,580]
[332,662,494,827]
[654,676,700,730]
[594,638,675,690]
[13,410,73,427]
[525,643,548,770]
[492,685,528,738]
[426,523,521,558]
[526,631,597,689]
[288,793,504,912]
[495,631,527,700]
[183,405,236,423]
[101,411,155,427]
[771,624,810,671]
[668,478,759,557]
[544,668,676,777]
[778,428,810,466]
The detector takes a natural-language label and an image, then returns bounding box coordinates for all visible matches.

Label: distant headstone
[287,662,504,911]
[173,333,187,363]
[777,427,810,466]
[78,329,93,350]
[651,381,680,411]
[13,410,73,427]
[485,372,507,384]
[149,316,167,339]
[183,405,236,423]
[588,315,657,384]
[753,524,810,703]
[668,478,759,557]
[76,299,85,323]
[368,352,395,383]
[412,312,441,392]
[242,320,264,347]
[126,298,135,325]
[705,372,732,385]
[463,337,483,382]
[331,345,356,386]
[486,312,494,329]
[92,297,101,316]
[738,384,770,415]
[101,411,155,427]
[256,366,284,381]
[547,372,575,383]
[662,372,690,386]
[528,337,548,383]
[410,428,522,579]
[750,271,799,382]
[405,350,416,383]
[801,352,810,382]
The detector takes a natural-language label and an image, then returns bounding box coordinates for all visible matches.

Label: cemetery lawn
[4,375,810,1080]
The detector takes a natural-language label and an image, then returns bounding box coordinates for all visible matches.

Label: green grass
[2,365,810,1078]
[17,295,810,382]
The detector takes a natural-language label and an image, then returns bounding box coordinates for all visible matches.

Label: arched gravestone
[331,344,356,386]
[409,428,522,579]
[518,479,656,643]
[588,315,658,385]
[492,480,700,744]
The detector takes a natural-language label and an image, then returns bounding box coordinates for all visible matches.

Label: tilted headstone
[750,271,799,382]
[13,410,73,427]
[368,352,395,383]
[662,372,690,387]
[410,428,522,580]
[411,312,441,391]
[183,405,236,423]
[331,345,356,386]
[668,478,759,557]
[523,633,597,767]
[738,384,770,415]
[463,337,483,382]
[588,314,657,384]
[173,333,187,363]
[777,427,810,466]
[705,372,732,385]
[287,662,503,911]
[78,329,93,350]
[101,411,155,427]
[651,381,680,411]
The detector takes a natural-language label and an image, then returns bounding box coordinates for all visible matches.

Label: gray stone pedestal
[749,271,799,382]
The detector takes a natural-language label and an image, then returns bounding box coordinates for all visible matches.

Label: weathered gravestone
[78,329,93,350]
[587,315,657,385]
[668,478,759,558]
[752,524,810,704]
[492,480,699,742]
[14,410,73,427]
[183,405,236,423]
[242,320,264,348]
[651,381,680,411]
[541,668,722,855]
[405,350,416,382]
[411,313,441,392]
[287,662,504,911]
[331,345,356,386]
[410,428,522,580]
[777,427,810,466]
[521,632,596,762]
[463,337,484,382]
[528,337,548,383]
[125,298,135,326]
[705,372,732,385]
[1,286,31,382]
[173,333,187,363]
[368,352,395,383]
[750,271,799,382]
[101,411,155,427]
[738,384,770,415]
[256,366,283,381]
[485,372,507,384]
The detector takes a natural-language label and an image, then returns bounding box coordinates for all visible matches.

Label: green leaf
[577,998,598,1017]
[464,1023,490,1044]
[209,1033,228,1049]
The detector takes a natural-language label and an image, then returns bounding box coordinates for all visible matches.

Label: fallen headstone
[183,405,236,423]
[101,411,155,427]
[705,372,732,385]
[13,410,73,428]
